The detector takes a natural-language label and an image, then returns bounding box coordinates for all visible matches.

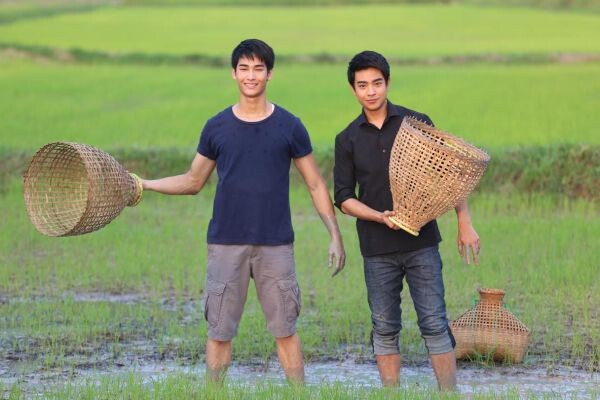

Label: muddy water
[2,292,599,397]
[73,359,599,398]
[3,355,600,398]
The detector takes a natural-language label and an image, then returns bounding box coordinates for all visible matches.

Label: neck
[238,95,268,115]
[364,99,388,129]
[233,96,273,122]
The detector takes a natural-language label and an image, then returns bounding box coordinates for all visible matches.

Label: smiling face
[351,67,389,113]
[232,56,272,99]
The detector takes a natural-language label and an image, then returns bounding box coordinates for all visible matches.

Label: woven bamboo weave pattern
[451,288,531,363]
[23,142,142,237]
[388,117,490,236]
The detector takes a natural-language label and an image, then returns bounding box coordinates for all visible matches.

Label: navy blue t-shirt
[197,105,312,245]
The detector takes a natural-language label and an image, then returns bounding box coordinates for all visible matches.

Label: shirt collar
[358,100,401,128]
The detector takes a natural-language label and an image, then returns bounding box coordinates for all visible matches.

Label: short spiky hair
[347,51,390,86]
[231,39,275,71]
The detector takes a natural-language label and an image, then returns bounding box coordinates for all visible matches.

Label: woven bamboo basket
[450,288,530,363]
[23,142,143,237]
[388,117,490,236]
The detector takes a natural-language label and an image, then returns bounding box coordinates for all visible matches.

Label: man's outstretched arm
[293,154,346,277]
[142,153,216,195]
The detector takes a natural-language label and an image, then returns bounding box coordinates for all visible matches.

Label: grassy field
[0,374,559,400]
[1,1,599,397]
[1,59,599,150]
[120,0,600,10]
[2,179,599,371]
[0,5,599,58]
[0,375,541,400]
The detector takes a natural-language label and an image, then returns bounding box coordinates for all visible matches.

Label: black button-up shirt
[334,101,442,256]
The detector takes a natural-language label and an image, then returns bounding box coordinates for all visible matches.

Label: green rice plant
[0,60,598,150]
[25,372,529,399]
[1,179,598,372]
[0,3,105,25]
[4,384,25,400]
[462,0,600,13]
[0,5,598,58]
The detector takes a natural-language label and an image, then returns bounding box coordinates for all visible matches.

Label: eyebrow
[237,63,266,68]
[356,78,384,84]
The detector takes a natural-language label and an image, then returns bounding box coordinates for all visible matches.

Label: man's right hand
[380,210,401,230]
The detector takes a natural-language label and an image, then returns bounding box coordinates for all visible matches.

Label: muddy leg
[430,351,457,391]
[206,339,232,385]
[376,354,401,387]
[275,333,305,385]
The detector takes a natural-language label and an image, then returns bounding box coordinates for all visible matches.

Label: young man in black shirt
[334,51,480,391]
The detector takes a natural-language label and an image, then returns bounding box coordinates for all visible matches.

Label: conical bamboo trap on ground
[451,288,531,363]
[23,142,143,237]
[388,117,490,235]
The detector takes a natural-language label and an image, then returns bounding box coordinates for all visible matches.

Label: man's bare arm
[142,153,216,195]
[294,154,346,276]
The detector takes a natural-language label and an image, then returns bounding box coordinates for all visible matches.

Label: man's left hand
[457,222,480,265]
[329,239,346,277]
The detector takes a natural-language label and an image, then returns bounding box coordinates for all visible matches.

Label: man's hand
[380,210,401,230]
[457,222,480,265]
[329,238,346,277]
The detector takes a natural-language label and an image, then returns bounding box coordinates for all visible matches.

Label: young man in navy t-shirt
[141,39,345,384]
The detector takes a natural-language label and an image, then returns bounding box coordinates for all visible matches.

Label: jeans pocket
[277,277,301,323]
[204,278,226,328]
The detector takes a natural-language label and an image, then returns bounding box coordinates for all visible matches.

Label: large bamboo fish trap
[388,117,490,235]
[451,288,531,363]
[23,142,143,237]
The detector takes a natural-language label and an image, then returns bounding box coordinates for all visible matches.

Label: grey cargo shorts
[203,244,301,341]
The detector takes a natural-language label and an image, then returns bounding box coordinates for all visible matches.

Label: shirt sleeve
[333,132,357,211]
[197,119,217,160]
[289,118,313,158]
[422,113,435,127]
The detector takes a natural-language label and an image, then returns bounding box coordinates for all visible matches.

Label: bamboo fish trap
[451,288,531,363]
[388,117,490,235]
[23,142,143,237]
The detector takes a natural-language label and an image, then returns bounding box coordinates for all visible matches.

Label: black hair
[231,39,275,71]
[347,51,390,86]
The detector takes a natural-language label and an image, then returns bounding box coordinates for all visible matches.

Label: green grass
[3,374,531,400]
[0,3,106,25]
[1,179,599,373]
[121,0,600,12]
[0,3,62,24]
[1,59,599,150]
[1,1,598,396]
[0,5,599,58]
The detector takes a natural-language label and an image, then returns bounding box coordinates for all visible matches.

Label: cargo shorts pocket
[277,277,301,323]
[204,279,226,328]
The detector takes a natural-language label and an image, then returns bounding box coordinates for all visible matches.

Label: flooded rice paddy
[3,357,599,398]
[2,292,599,398]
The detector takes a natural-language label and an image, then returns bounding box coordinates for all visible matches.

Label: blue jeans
[363,245,455,356]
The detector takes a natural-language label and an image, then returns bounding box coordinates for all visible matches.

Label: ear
[267,69,273,81]
[231,68,237,80]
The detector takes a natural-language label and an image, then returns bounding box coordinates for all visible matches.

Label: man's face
[351,67,389,112]
[232,56,272,98]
